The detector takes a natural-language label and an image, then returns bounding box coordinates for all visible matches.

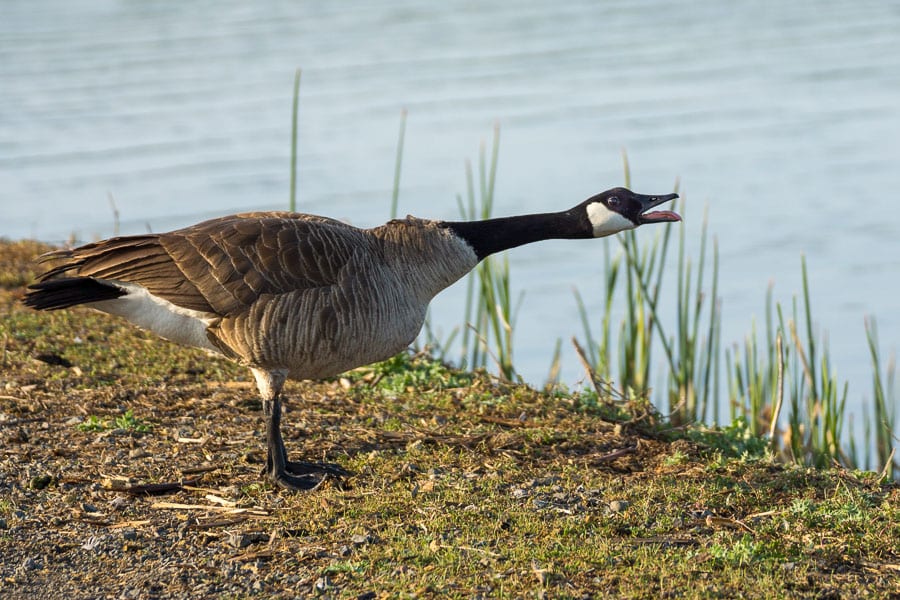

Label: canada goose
[24,187,679,491]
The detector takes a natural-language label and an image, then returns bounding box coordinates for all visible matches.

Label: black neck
[442,210,591,261]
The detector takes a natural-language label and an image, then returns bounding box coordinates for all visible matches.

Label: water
[2,0,899,423]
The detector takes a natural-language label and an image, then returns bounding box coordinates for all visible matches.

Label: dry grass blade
[878,447,896,482]
[107,520,152,529]
[188,516,250,530]
[151,502,269,516]
[480,414,526,428]
[629,537,698,547]
[705,515,756,534]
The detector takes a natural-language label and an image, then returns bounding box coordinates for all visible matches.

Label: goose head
[583,187,680,238]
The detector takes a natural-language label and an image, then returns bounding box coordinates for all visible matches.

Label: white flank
[89,280,220,353]
[586,202,635,238]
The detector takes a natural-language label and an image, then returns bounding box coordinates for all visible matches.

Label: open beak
[637,192,681,224]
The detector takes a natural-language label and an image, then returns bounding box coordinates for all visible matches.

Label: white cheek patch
[586,202,635,237]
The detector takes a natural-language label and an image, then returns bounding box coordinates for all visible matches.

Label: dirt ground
[1,240,898,599]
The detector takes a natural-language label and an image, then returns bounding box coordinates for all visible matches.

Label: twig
[229,550,274,562]
[180,466,219,475]
[205,493,237,508]
[107,520,152,529]
[177,437,208,444]
[744,509,783,520]
[859,560,900,573]
[103,477,201,495]
[572,337,602,398]
[590,446,637,464]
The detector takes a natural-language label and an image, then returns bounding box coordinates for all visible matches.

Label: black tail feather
[23,278,126,311]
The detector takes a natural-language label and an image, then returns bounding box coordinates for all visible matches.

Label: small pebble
[350,533,371,546]
[128,448,150,459]
[228,531,269,549]
[121,528,138,541]
[314,575,331,593]
[608,500,629,513]
[82,503,100,513]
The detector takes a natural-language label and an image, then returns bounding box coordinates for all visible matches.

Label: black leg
[252,368,350,492]
[263,395,328,491]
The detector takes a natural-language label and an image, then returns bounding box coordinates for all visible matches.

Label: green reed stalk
[454,124,515,379]
[865,318,897,479]
[572,237,621,395]
[289,68,301,212]
[775,258,849,468]
[390,109,408,220]
[458,162,478,370]
[728,284,780,436]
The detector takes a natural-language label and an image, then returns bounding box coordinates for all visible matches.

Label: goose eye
[607,197,620,207]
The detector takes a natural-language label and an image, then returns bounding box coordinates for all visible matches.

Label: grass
[1,254,898,596]
[77,409,152,433]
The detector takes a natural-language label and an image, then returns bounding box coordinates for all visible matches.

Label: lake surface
[2,0,899,425]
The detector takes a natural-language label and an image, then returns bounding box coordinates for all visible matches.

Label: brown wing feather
[35,212,363,317]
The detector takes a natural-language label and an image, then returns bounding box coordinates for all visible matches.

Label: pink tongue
[642,210,681,222]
